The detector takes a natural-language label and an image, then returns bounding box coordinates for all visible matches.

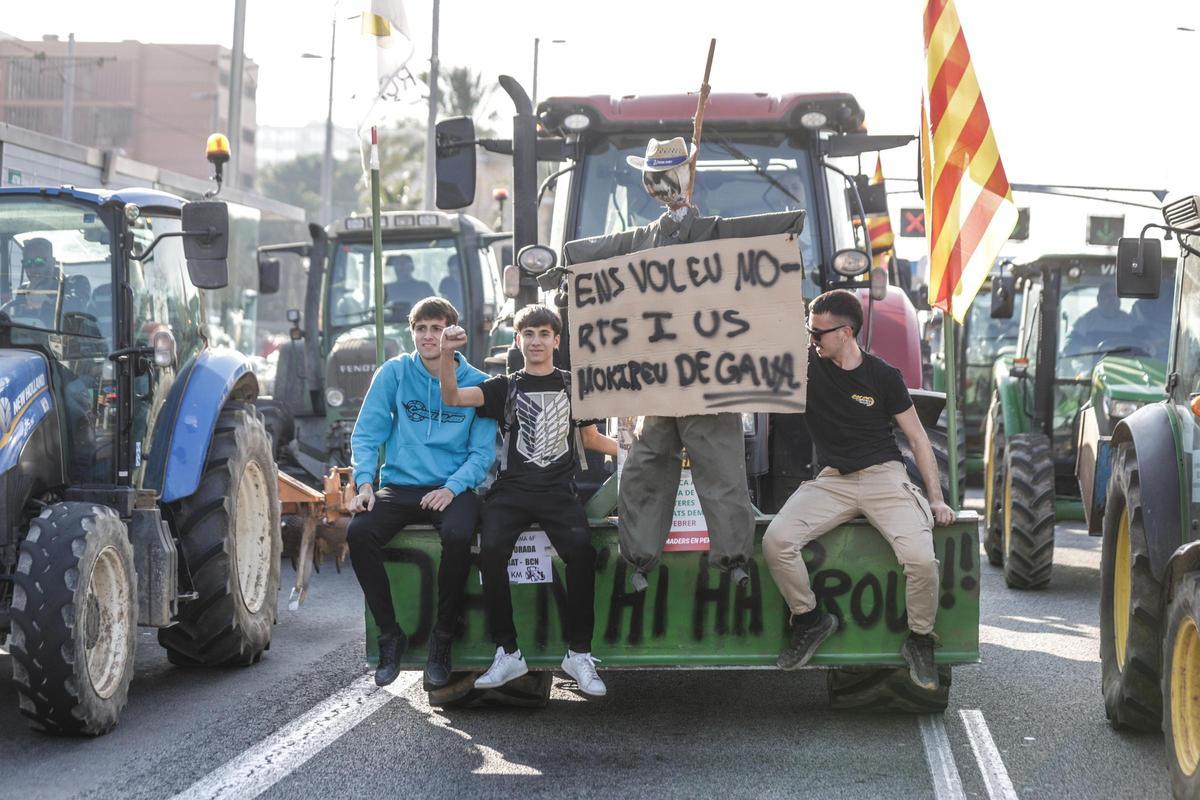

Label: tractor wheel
[983,403,1005,567]
[827,665,951,713]
[1001,432,1056,589]
[933,408,968,505]
[1163,572,1200,798]
[895,422,954,504]
[427,671,553,709]
[159,404,281,667]
[1099,441,1162,731]
[9,502,137,735]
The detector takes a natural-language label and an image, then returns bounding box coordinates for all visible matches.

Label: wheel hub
[84,544,132,700]
[235,460,272,614]
[1172,615,1200,777]
[1113,509,1131,671]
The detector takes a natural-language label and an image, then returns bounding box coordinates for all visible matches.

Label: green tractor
[983,253,1173,589]
[927,275,1023,481]
[1099,194,1200,797]
[257,211,511,482]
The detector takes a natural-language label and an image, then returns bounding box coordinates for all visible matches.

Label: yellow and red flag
[922,0,1017,322]
[867,156,895,268]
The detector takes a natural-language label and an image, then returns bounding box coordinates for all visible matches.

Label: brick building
[0,35,258,187]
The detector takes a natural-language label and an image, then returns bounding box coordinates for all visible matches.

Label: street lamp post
[302,18,338,226]
[531,37,566,110]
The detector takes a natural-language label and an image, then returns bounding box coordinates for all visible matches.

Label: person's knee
[346,515,378,552]
[558,529,596,565]
[902,548,939,583]
[478,534,513,566]
[763,520,802,563]
[439,519,476,554]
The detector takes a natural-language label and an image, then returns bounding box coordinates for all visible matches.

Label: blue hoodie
[351,351,496,495]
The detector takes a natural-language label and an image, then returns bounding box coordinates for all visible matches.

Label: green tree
[419,65,497,134]
[371,118,426,209]
[258,154,363,221]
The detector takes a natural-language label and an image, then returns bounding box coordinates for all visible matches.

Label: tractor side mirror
[435,116,477,210]
[991,275,1015,319]
[1116,237,1162,299]
[181,200,229,289]
[257,254,281,295]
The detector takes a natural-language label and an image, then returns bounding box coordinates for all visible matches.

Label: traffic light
[900,208,925,237]
[1087,215,1125,247]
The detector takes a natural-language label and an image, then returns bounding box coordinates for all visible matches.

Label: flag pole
[944,311,960,510]
[370,125,386,367]
[685,38,716,206]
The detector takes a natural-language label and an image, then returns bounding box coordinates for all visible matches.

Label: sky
[3,0,1198,257]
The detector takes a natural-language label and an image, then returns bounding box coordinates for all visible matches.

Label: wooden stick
[686,38,716,205]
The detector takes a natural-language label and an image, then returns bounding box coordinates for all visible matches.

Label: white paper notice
[505,530,557,584]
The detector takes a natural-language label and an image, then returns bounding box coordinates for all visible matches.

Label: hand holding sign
[440,324,468,353]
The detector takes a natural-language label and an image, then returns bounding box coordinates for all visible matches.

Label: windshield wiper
[0,311,103,340]
[709,132,806,207]
[1061,345,1140,359]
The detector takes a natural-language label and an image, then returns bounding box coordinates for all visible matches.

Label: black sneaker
[777,612,838,670]
[901,632,940,690]
[423,632,453,690]
[375,630,408,687]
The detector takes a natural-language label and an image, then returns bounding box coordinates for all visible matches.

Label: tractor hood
[0,351,53,473]
[324,325,409,419]
[1092,356,1168,402]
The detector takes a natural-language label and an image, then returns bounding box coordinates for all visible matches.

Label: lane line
[960,709,1019,800]
[919,714,967,800]
[170,672,419,800]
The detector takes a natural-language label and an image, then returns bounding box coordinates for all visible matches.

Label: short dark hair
[514,304,561,335]
[809,289,863,334]
[409,296,458,326]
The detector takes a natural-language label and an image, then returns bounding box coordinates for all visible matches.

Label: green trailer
[366,504,981,712]
[981,254,1173,589]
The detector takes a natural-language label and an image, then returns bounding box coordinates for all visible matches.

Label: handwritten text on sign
[568,232,810,418]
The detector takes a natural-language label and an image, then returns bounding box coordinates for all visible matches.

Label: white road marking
[960,709,1019,800]
[170,672,419,800]
[919,714,966,800]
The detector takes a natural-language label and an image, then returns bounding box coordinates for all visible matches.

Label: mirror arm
[822,159,875,266]
[128,228,216,262]
[1139,222,1200,261]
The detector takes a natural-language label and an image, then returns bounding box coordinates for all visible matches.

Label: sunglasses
[805,323,850,341]
[21,256,49,268]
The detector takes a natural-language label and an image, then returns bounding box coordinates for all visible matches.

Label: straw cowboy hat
[625,136,698,172]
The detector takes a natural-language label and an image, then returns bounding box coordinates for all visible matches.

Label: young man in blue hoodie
[347,297,497,689]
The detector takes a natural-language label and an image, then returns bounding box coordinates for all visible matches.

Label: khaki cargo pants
[762,460,939,635]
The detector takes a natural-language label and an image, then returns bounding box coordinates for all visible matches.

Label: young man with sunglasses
[762,289,955,690]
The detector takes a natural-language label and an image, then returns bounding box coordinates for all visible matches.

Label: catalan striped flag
[867,156,895,267]
[922,0,1017,322]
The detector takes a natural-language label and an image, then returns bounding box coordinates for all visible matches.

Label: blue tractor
[0,138,281,734]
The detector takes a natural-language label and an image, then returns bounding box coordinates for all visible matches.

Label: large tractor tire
[933,408,968,504]
[895,420,958,505]
[9,502,137,735]
[982,403,1005,567]
[1163,572,1200,798]
[159,404,281,667]
[827,665,952,713]
[1001,432,1056,589]
[1099,441,1163,731]
[428,671,553,709]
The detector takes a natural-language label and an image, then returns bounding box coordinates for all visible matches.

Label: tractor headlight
[325,388,345,408]
[1105,397,1142,420]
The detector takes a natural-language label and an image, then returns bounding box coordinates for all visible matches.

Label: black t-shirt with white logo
[478,369,580,493]
[804,348,912,474]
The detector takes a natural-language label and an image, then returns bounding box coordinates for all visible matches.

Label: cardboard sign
[568,232,809,419]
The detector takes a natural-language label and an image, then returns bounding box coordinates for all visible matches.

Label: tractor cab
[983,253,1174,587]
[259,210,508,482]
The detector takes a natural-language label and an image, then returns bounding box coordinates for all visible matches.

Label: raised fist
[440,324,468,352]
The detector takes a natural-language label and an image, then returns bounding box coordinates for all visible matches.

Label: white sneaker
[562,650,607,697]
[474,646,528,689]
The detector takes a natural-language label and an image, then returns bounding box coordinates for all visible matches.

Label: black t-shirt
[478,369,582,492]
[804,349,913,474]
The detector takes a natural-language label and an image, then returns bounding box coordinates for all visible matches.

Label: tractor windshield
[1057,276,1175,378]
[573,134,821,297]
[328,237,466,331]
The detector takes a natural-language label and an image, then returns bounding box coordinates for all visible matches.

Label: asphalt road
[0,492,1174,799]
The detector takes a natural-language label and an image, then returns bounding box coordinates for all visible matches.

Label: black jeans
[347,484,481,639]
[479,484,596,653]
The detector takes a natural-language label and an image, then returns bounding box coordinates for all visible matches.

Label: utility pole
[61,33,75,142]
[319,16,337,225]
[532,37,539,109]
[227,0,247,190]
[423,0,440,210]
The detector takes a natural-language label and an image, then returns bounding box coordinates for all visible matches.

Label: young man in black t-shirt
[762,289,955,690]
[439,305,617,697]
